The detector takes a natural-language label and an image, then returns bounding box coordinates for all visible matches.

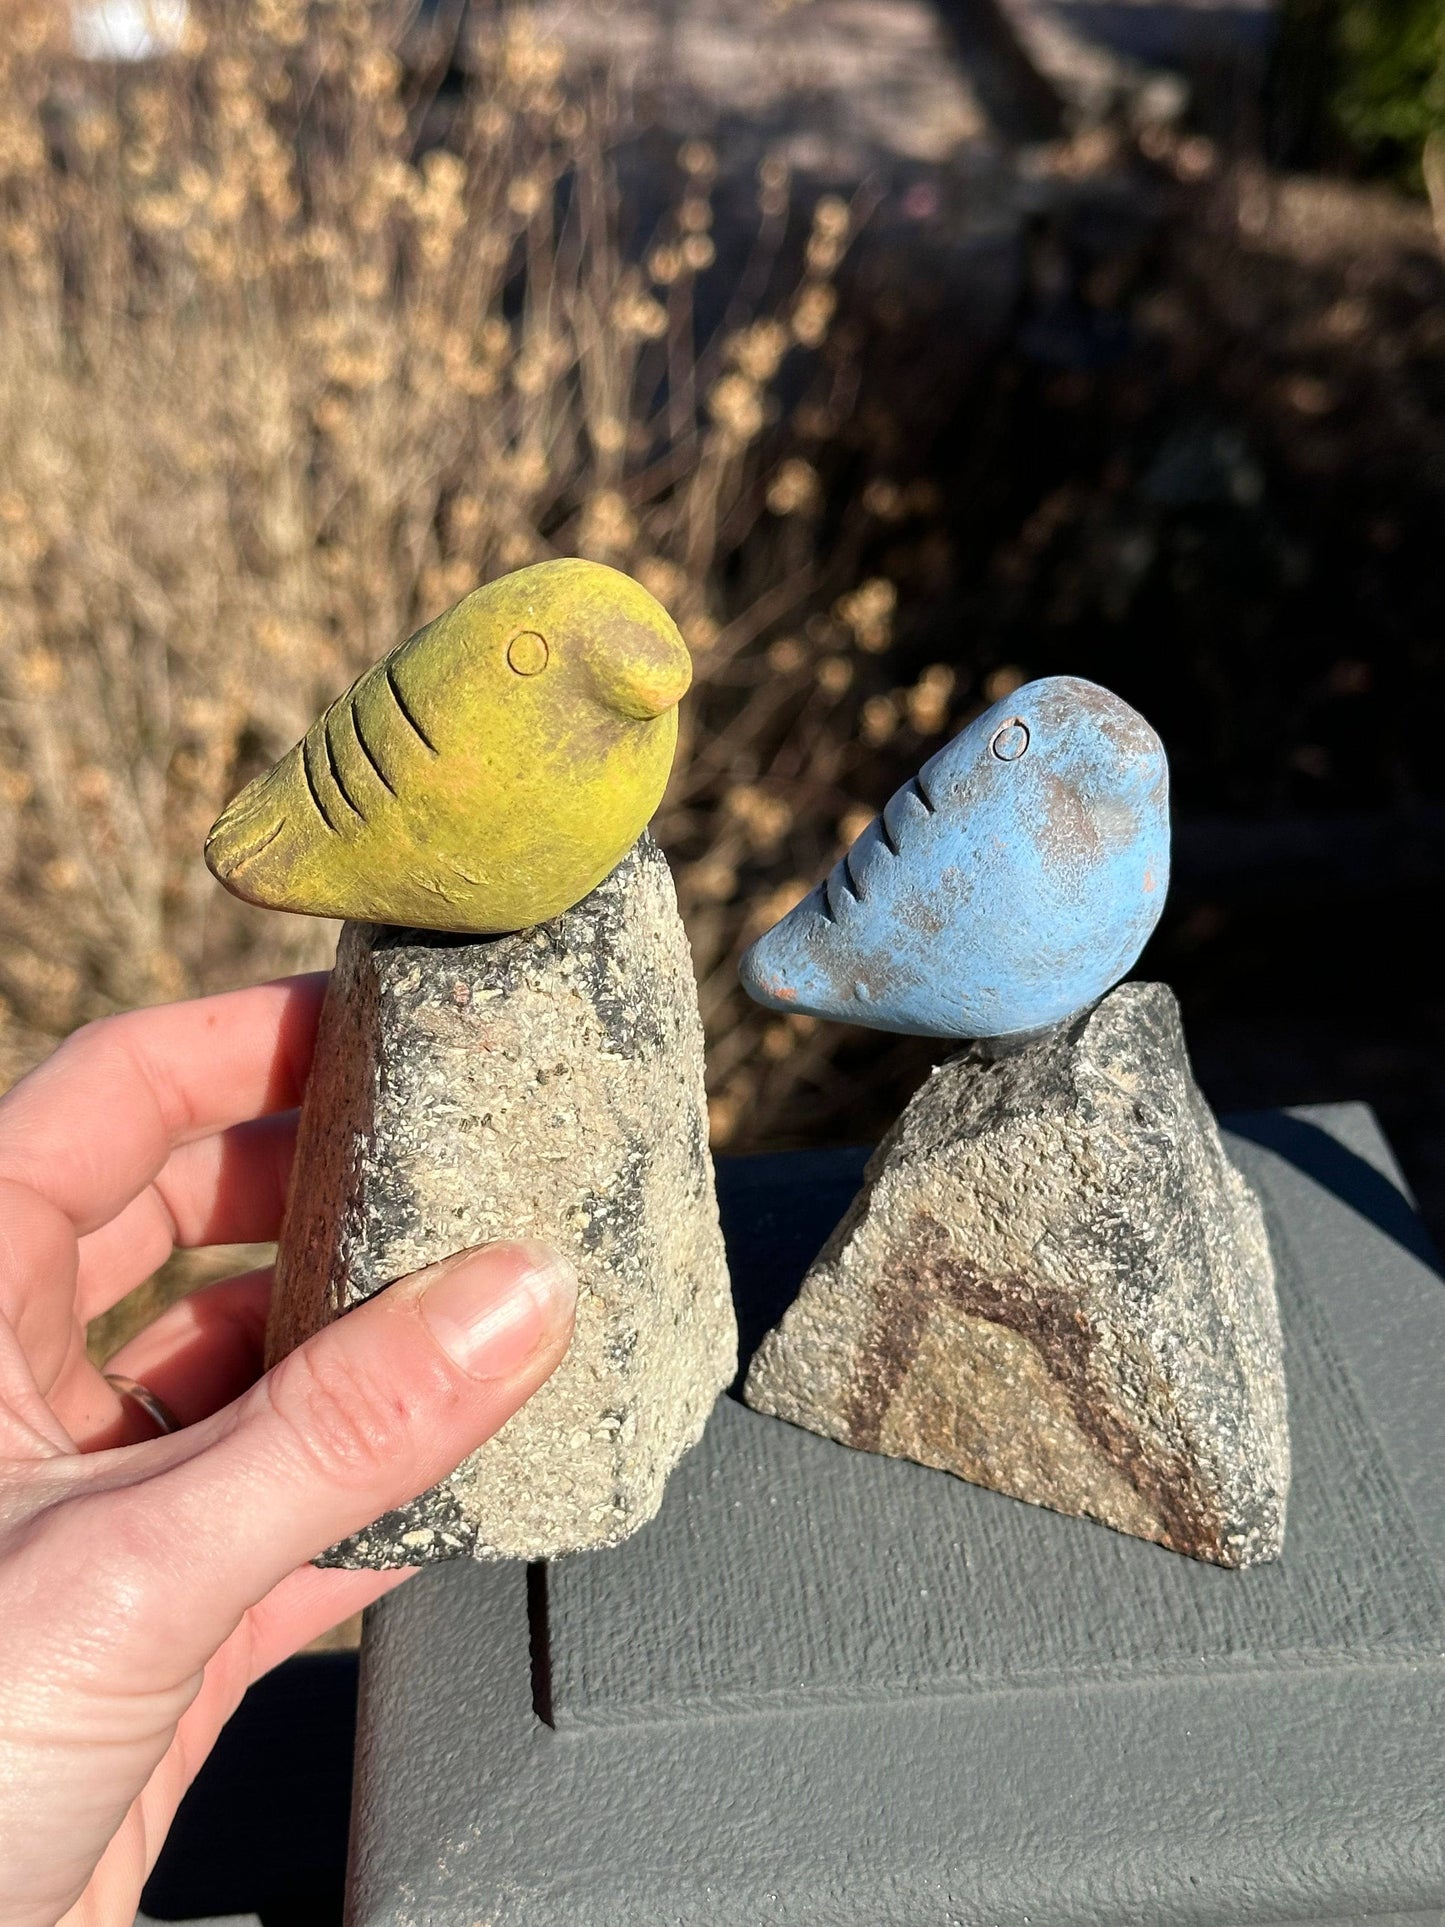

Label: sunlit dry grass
[0,0,972,1276]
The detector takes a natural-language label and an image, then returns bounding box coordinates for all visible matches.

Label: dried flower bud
[861,694,899,745]
[707,372,765,444]
[834,578,896,653]
[984,665,1026,701]
[812,195,850,240]
[766,458,820,516]
[790,283,836,348]
[730,319,789,384]
[767,635,807,674]
[906,664,956,734]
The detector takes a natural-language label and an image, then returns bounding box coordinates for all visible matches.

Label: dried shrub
[0,3,975,1185]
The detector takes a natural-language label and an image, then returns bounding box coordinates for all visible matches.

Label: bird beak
[595,620,693,720]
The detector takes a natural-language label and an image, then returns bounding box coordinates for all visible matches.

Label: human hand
[0,976,577,1927]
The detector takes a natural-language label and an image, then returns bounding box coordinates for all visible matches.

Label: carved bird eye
[506,631,549,676]
[990,719,1030,761]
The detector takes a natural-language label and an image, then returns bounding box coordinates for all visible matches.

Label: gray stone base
[745,983,1290,1566]
[268,836,736,1564]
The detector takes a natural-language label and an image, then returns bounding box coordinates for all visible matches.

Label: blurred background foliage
[1274,0,1445,194]
[0,0,1441,1364]
[1335,0,1444,182]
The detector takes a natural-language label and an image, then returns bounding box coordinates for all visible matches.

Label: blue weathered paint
[739,675,1170,1040]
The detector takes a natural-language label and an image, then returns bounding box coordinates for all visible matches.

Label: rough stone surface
[744,981,1290,1566]
[269,834,735,1566]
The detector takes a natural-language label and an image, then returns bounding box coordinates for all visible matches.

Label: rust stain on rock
[844,1213,1226,1559]
[745,983,1290,1568]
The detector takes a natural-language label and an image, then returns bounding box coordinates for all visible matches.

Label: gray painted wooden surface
[348,1104,1445,1926]
[134,1915,260,1925]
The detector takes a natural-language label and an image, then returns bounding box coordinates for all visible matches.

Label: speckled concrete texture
[269,835,735,1565]
[745,981,1290,1566]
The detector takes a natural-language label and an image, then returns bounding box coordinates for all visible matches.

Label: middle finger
[75,1113,298,1321]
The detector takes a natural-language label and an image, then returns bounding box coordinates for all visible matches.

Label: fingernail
[418,1241,577,1379]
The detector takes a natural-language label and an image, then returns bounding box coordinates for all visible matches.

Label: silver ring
[104,1372,182,1438]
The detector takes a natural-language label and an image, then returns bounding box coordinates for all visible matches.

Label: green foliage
[1331,0,1445,188]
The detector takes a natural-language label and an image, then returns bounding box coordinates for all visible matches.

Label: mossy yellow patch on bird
[205,558,691,933]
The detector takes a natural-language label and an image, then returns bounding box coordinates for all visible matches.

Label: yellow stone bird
[205,558,692,933]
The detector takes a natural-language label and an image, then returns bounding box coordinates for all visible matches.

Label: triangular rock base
[744,983,1290,1566]
[271,836,735,1566]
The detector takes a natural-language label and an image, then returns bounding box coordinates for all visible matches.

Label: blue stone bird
[740,675,1169,1040]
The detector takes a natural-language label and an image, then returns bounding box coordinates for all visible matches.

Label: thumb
[75,1240,576,1673]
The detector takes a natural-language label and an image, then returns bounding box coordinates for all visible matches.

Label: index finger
[0,974,328,1236]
